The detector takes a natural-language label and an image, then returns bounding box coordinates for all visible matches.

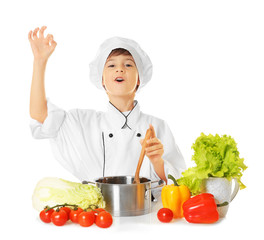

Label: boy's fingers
[28,31,32,41]
[147,137,160,144]
[50,40,57,48]
[46,34,54,40]
[39,26,47,38]
[32,27,39,39]
[149,124,156,138]
[46,34,54,46]
[140,139,144,145]
[146,144,163,152]
[147,149,164,156]
[51,40,57,45]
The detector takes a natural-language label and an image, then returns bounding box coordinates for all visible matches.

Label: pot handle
[149,179,165,190]
[230,178,240,202]
[150,179,160,184]
[82,180,96,185]
[145,179,165,199]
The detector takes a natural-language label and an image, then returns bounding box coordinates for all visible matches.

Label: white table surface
[15,191,257,240]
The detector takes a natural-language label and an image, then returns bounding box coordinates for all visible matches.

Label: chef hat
[89,36,153,91]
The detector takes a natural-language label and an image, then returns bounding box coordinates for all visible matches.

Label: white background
[0,0,263,238]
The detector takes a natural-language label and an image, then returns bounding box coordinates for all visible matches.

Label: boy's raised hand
[28,26,57,62]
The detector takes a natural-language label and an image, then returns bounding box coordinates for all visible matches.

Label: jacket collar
[105,100,140,130]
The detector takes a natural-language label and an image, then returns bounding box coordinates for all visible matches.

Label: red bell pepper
[183,193,228,224]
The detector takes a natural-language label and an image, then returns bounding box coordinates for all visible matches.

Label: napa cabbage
[32,177,105,211]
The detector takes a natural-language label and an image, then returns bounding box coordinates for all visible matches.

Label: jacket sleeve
[150,119,186,184]
[29,99,101,180]
[29,98,66,139]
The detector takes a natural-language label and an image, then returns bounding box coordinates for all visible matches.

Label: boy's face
[102,54,140,97]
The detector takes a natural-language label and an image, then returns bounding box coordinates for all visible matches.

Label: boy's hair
[107,48,132,58]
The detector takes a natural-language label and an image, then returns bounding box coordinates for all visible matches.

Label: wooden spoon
[133,127,153,184]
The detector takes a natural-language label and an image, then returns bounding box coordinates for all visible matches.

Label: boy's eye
[125,64,133,67]
[108,64,115,68]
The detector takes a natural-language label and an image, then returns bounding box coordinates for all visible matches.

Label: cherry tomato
[157,208,173,223]
[94,208,106,213]
[50,209,68,226]
[78,211,95,227]
[39,208,54,223]
[95,211,113,228]
[60,207,71,220]
[70,207,83,223]
[92,208,106,220]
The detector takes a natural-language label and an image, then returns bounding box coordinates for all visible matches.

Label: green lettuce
[177,133,247,195]
[32,177,105,211]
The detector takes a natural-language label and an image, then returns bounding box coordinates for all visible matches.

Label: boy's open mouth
[115,77,124,83]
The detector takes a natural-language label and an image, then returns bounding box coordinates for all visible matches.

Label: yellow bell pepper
[161,174,191,218]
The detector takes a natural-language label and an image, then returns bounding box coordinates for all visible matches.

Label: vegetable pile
[177,133,247,195]
[32,178,105,211]
[157,133,247,224]
[39,203,113,228]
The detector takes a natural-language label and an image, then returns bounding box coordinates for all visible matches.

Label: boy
[28,26,186,185]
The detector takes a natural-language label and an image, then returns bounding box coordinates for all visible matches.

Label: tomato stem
[45,203,78,212]
[87,204,99,209]
[83,204,101,213]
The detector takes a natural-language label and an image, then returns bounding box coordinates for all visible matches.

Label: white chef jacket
[30,99,186,184]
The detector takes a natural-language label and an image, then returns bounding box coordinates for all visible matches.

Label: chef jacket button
[109,133,113,138]
[136,133,141,137]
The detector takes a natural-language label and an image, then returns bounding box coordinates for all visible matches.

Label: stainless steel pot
[82,176,165,217]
